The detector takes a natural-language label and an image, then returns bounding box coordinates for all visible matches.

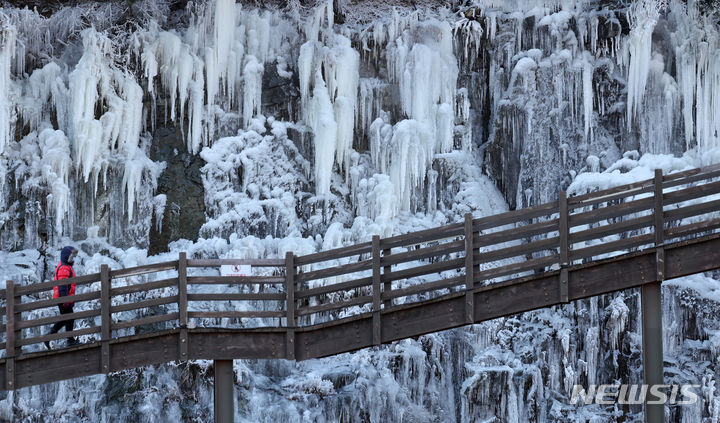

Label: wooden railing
[2,164,720,367]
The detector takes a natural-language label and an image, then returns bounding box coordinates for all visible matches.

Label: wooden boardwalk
[2,165,720,391]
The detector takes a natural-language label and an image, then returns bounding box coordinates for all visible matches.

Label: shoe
[67,338,79,347]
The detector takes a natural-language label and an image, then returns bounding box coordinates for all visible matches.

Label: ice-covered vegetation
[0,0,719,421]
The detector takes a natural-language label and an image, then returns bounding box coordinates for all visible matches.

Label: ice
[326,35,359,175]
[20,61,67,136]
[386,119,434,213]
[371,19,459,213]
[212,0,236,97]
[606,295,629,352]
[309,71,338,198]
[242,55,264,128]
[37,128,71,233]
[298,30,359,195]
[0,17,15,155]
[582,51,594,140]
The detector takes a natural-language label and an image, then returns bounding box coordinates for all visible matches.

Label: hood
[60,246,77,266]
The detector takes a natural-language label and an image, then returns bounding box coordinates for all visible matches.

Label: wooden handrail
[187,258,285,267]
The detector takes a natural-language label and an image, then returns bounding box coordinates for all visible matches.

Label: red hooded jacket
[53,263,76,300]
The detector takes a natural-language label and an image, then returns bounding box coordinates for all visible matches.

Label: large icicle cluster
[623,0,662,129]
[139,1,287,154]
[0,17,15,155]
[69,28,159,223]
[670,0,720,155]
[0,0,297,238]
[298,1,360,197]
[366,16,459,215]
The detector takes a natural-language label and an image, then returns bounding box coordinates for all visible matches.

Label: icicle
[69,29,108,186]
[670,0,698,150]
[0,18,16,155]
[326,35,359,177]
[38,128,71,233]
[427,169,438,213]
[242,55,264,128]
[213,0,236,90]
[188,57,205,154]
[298,27,359,195]
[582,51,594,140]
[387,119,434,213]
[309,71,337,198]
[625,0,661,129]
[298,41,315,122]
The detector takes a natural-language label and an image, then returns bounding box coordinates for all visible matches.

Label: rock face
[148,124,206,255]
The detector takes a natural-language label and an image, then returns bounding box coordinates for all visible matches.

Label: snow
[567,152,697,196]
[666,274,720,304]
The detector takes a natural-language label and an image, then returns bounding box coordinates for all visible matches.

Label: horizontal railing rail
[2,164,720,387]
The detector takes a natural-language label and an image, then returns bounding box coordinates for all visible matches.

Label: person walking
[46,246,79,349]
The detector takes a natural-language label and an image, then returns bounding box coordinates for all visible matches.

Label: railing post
[464,213,474,324]
[559,191,569,303]
[382,247,392,309]
[178,252,188,361]
[5,280,16,390]
[643,169,665,423]
[654,168,665,278]
[285,252,296,360]
[100,265,111,374]
[372,235,382,346]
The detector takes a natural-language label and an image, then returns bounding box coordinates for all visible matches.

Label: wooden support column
[178,252,188,361]
[464,213,474,323]
[558,191,569,303]
[5,280,16,390]
[372,235,381,345]
[214,359,234,423]
[643,168,665,423]
[285,252,296,360]
[100,265,111,374]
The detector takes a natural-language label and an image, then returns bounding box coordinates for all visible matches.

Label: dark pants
[49,303,74,335]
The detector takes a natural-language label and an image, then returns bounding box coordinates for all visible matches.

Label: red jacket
[53,263,76,299]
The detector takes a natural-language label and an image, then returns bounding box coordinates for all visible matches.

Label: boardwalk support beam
[643,168,665,423]
[214,359,234,423]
